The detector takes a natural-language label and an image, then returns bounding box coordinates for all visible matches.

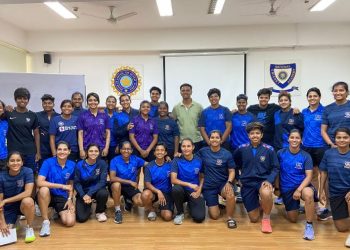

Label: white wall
[0,43,27,72]
[0,19,26,49]
[29,52,163,107]
[246,47,350,109]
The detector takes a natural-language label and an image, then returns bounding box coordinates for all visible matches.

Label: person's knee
[172,185,183,195]
[208,209,220,220]
[161,212,173,222]
[287,216,298,223]
[133,194,143,207]
[249,216,259,223]
[65,217,76,227]
[111,182,121,192]
[335,222,349,232]
[248,210,260,223]
[76,213,89,223]
[192,213,205,223]
[302,189,314,202]
[141,190,153,201]
[260,189,272,200]
[21,197,34,209]
[38,187,50,198]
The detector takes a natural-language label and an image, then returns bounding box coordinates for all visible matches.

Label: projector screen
[164,54,245,110]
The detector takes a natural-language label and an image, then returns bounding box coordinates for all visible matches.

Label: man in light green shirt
[172,83,203,154]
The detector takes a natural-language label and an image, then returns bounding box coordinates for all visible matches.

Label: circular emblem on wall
[111,66,142,96]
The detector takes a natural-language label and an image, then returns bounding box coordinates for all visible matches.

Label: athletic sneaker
[303,223,315,241]
[19,215,26,220]
[124,199,133,212]
[274,197,283,205]
[147,211,157,221]
[227,219,237,229]
[39,220,50,237]
[174,213,184,225]
[114,210,123,224]
[25,227,36,243]
[345,234,350,247]
[35,203,41,217]
[96,212,107,222]
[298,206,305,214]
[236,192,243,203]
[317,208,332,221]
[261,218,272,233]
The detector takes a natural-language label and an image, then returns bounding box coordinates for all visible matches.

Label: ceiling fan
[243,0,290,17]
[77,6,137,24]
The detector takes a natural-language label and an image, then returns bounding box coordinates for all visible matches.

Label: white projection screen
[0,73,85,112]
[164,54,245,110]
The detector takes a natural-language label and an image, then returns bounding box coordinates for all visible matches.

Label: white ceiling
[0,0,349,31]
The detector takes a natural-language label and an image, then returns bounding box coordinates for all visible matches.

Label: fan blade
[81,12,106,20]
[116,12,137,21]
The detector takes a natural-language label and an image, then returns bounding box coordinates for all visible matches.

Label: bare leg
[37,187,51,220]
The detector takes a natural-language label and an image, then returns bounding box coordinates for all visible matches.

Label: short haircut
[60,99,73,108]
[335,127,350,137]
[106,95,117,102]
[86,92,100,104]
[236,94,248,102]
[278,91,291,102]
[257,88,272,98]
[71,91,84,100]
[119,141,132,149]
[155,142,167,151]
[14,87,30,100]
[149,86,162,95]
[306,87,321,97]
[159,101,169,110]
[119,94,131,103]
[41,94,55,102]
[207,88,221,98]
[180,83,192,90]
[246,122,264,133]
[332,81,349,92]
[209,130,222,139]
[289,129,302,138]
[56,141,71,150]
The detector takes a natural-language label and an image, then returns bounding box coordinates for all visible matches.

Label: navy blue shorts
[241,181,264,213]
[281,186,318,212]
[153,192,174,212]
[330,194,349,220]
[4,202,21,224]
[121,184,141,201]
[22,154,38,173]
[202,182,233,207]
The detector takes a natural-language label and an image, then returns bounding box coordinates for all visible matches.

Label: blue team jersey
[105,109,118,147]
[149,104,159,118]
[49,115,78,152]
[230,112,256,149]
[111,111,130,145]
[144,160,172,193]
[302,105,327,147]
[0,120,8,159]
[197,147,235,189]
[274,109,304,150]
[322,100,350,142]
[319,148,350,198]
[110,155,145,182]
[198,105,232,139]
[74,159,108,197]
[39,157,76,198]
[234,143,280,186]
[156,117,179,151]
[0,167,33,200]
[171,155,202,192]
[277,148,313,192]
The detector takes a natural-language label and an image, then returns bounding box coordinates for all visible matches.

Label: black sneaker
[317,208,332,221]
[124,199,133,212]
[114,210,123,224]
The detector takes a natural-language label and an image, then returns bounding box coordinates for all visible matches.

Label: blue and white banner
[264,60,301,96]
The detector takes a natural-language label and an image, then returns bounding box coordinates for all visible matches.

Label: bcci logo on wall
[265,61,300,95]
[111,66,142,96]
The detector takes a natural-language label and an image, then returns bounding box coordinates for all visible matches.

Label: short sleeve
[32,113,39,129]
[38,159,50,178]
[171,159,179,173]
[322,107,329,125]
[198,110,205,127]
[49,118,57,135]
[172,120,180,136]
[319,151,328,172]
[109,158,117,172]
[144,167,152,183]
[77,114,85,131]
[104,114,111,130]
[226,153,236,169]
[136,156,146,169]
[24,168,34,184]
[304,152,313,171]
[224,107,232,122]
[152,120,159,135]
[129,117,136,134]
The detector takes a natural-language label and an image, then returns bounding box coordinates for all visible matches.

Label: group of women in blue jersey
[0,81,348,246]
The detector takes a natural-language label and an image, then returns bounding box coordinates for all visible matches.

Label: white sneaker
[25,227,36,243]
[39,220,50,237]
[96,212,107,222]
[345,234,350,247]
[35,203,42,217]
[147,211,157,221]
[174,213,184,225]
[19,215,26,220]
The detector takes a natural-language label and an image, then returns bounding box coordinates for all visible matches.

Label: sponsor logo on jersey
[288,118,295,125]
[219,114,224,119]
[344,161,350,169]
[345,112,350,119]
[194,168,199,174]
[17,179,24,188]
[295,162,303,170]
[216,159,223,166]
[26,118,31,122]
[95,169,100,175]
[65,173,71,180]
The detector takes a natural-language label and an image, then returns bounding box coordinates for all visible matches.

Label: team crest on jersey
[216,159,223,166]
[295,162,303,170]
[58,121,64,126]
[260,156,266,162]
[165,125,170,130]
[99,119,104,125]
[219,114,224,119]
[95,169,100,175]
[194,168,200,174]
[345,112,350,119]
[344,162,350,169]
[65,173,71,180]
[26,118,31,122]
[241,121,247,126]
[17,179,24,187]
[150,124,154,130]
[314,114,322,121]
[131,167,137,173]
[288,119,295,125]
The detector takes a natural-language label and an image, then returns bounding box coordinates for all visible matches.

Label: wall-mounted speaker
[44,53,51,64]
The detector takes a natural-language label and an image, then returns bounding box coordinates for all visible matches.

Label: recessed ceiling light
[44,1,77,19]
[310,0,336,12]
[156,0,173,16]
[208,0,226,15]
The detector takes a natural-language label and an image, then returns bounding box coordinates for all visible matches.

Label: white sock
[43,219,50,224]
[115,206,121,211]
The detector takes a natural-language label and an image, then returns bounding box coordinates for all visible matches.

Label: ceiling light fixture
[208,0,226,15]
[310,0,336,12]
[156,0,173,16]
[44,1,77,19]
